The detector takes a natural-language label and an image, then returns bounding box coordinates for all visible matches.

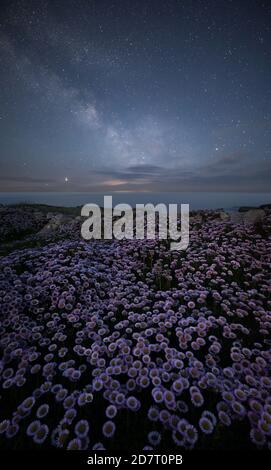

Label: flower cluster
[0,208,270,450]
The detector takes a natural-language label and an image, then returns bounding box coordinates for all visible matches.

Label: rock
[33,211,44,219]
[243,209,265,225]
[260,203,271,210]
[39,213,74,235]
[230,212,244,224]
[238,206,257,213]
[219,211,230,221]
[38,222,54,234]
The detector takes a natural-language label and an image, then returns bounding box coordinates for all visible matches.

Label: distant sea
[0,192,270,211]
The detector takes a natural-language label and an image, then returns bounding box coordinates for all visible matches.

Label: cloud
[0,156,270,192]
[0,176,55,183]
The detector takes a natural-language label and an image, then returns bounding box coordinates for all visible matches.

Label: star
[0,0,269,193]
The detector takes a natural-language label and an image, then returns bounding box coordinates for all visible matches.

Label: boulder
[230,212,244,224]
[243,209,265,225]
[219,211,230,221]
[33,211,44,219]
[39,213,74,234]
[239,206,257,213]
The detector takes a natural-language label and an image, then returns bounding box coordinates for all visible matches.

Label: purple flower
[75,420,90,438]
[106,405,117,419]
[147,407,159,422]
[0,420,10,434]
[20,396,36,412]
[148,431,161,446]
[56,429,70,448]
[6,424,19,439]
[218,411,231,427]
[199,416,214,434]
[185,424,198,445]
[33,424,49,444]
[250,428,266,447]
[126,396,140,411]
[67,438,82,450]
[36,404,50,419]
[102,421,116,438]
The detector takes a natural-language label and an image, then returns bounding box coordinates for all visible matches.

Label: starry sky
[0,0,270,192]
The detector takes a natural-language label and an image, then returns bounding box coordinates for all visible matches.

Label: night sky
[0,0,270,192]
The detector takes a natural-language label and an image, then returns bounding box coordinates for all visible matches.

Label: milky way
[0,0,270,192]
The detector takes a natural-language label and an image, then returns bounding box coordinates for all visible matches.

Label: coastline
[0,191,271,212]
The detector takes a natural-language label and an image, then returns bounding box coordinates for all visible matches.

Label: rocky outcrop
[243,209,265,225]
[229,208,266,225]
[219,211,230,221]
[38,213,74,235]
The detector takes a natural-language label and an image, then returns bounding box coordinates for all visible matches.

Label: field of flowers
[0,206,270,450]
